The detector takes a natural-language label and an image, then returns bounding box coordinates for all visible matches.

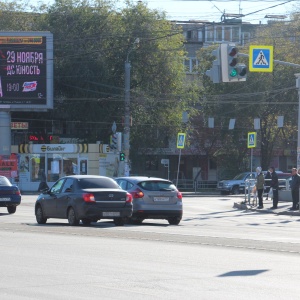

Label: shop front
[16,144,88,192]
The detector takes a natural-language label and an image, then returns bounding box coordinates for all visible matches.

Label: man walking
[290,168,300,210]
[269,167,279,209]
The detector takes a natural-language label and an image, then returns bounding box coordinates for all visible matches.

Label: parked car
[114,176,183,225]
[217,172,257,195]
[35,175,133,226]
[217,171,286,195]
[0,175,21,214]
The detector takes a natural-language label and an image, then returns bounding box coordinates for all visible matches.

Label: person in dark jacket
[269,167,279,209]
[290,168,300,210]
[256,167,265,209]
[264,170,271,201]
[38,169,49,192]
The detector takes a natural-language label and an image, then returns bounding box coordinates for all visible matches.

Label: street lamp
[124,38,139,176]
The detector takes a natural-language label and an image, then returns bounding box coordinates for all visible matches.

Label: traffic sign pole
[176,133,186,187]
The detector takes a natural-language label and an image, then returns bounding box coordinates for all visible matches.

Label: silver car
[115,176,183,225]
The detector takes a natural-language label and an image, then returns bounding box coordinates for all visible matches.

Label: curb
[233,201,300,216]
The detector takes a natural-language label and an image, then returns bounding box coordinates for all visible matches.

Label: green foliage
[196,26,299,173]
[5,0,189,171]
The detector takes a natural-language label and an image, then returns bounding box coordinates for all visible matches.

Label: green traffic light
[230,68,238,77]
[120,153,125,161]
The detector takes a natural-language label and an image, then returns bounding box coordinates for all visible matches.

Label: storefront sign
[32,144,78,153]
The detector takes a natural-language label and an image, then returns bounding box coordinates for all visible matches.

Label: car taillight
[131,188,144,199]
[83,193,95,203]
[14,190,21,195]
[126,193,133,203]
[177,191,182,200]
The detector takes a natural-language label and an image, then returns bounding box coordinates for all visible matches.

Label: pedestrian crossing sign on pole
[249,45,273,72]
[177,133,186,149]
[248,132,257,148]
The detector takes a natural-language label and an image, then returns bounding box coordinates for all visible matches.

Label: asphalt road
[1,195,300,299]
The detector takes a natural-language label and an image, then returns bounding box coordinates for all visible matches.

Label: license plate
[103,212,120,217]
[0,198,11,201]
[154,197,169,202]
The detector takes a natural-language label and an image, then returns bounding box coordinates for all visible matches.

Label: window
[50,178,65,194]
[232,27,240,42]
[62,178,74,193]
[242,32,250,45]
[139,180,176,191]
[224,27,231,41]
[30,154,45,182]
[184,57,199,73]
[216,26,222,41]
[206,26,214,42]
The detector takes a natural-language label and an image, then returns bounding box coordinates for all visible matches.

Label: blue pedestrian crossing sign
[177,133,186,149]
[249,45,273,72]
[248,132,257,148]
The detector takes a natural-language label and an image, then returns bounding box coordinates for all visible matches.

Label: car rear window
[138,181,176,191]
[77,178,120,189]
[0,177,11,186]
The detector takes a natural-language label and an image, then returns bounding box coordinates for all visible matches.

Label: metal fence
[173,179,218,192]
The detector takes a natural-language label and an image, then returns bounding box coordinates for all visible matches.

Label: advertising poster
[0,153,18,178]
[99,154,119,177]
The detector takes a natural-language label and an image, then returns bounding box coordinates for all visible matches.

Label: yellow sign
[248,132,257,148]
[177,133,186,149]
[249,45,273,72]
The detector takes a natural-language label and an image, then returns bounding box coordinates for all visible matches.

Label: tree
[196,22,299,177]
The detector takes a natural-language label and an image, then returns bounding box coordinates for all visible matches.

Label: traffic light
[220,43,247,82]
[110,134,117,149]
[110,132,122,151]
[120,152,125,161]
[205,46,221,83]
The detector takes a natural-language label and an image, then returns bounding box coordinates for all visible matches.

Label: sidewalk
[181,191,300,216]
[233,198,300,216]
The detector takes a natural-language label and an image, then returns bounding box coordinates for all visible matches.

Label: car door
[56,178,74,218]
[43,178,65,218]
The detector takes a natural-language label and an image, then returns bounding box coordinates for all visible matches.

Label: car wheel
[68,207,79,226]
[168,217,181,225]
[232,186,239,195]
[114,217,125,226]
[130,217,143,225]
[81,218,92,225]
[7,206,16,214]
[36,205,47,224]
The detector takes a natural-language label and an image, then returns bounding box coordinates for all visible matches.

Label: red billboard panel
[0,154,18,178]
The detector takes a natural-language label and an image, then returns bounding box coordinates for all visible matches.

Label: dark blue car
[0,176,21,214]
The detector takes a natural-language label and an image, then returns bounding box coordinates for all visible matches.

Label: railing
[173,179,218,192]
[244,178,290,205]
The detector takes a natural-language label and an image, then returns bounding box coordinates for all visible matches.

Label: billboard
[0,32,53,110]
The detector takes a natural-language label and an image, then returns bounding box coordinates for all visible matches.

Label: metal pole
[176,149,182,187]
[0,109,11,155]
[295,74,300,210]
[296,74,300,170]
[124,61,131,176]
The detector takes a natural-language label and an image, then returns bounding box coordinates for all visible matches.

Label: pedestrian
[290,168,300,210]
[269,167,279,209]
[264,170,271,200]
[38,169,49,192]
[256,167,265,209]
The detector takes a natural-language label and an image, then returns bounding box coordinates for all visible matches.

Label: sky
[125,0,297,24]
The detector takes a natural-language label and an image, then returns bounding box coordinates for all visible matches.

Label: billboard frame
[0,31,53,111]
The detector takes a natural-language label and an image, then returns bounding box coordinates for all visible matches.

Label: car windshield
[233,173,248,180]
[138,180,176,191]
[0,176,12,186]
[77,178,120,189]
